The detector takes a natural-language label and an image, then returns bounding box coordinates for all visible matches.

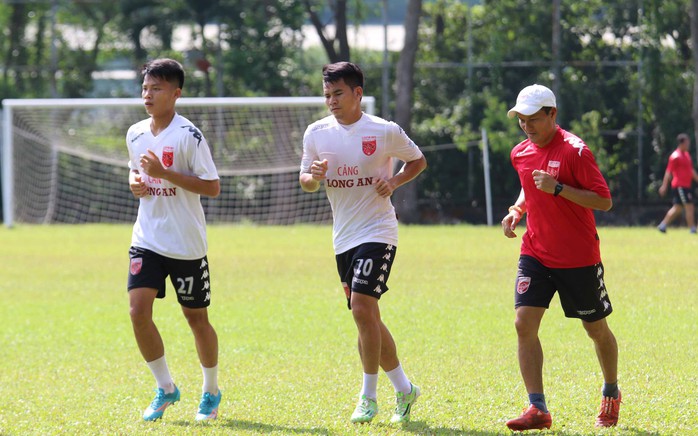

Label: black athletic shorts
[128,246,212,308]
[336,242,397,309]
[514,255,613,322]
[671,187,693,205]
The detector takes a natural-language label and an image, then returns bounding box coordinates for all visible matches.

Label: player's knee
[129,304,152,326]
[351,305,370,324]
[351,301,377,326]
[585,328,606,343]
[182,308,210,328]
[583,319,611,341]
[513,316,538,338]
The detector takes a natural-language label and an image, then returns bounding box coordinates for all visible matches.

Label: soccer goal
[1,96,375,227]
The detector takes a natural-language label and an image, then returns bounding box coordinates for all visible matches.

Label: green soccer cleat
[350,395,378,423]
[391,383,420,423]
[143,385,180,421]
[195,390,222,421]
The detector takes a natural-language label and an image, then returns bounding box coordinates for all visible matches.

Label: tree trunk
[334,0,350,61]
[303,0,350,62]
[691,0,698,150]
[4,3,28,90]
[392,0,422,223]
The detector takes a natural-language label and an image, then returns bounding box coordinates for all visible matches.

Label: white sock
[201,364,219,394]
[146,355,175,393]
[385,363,411,394]
[360,373,379,399]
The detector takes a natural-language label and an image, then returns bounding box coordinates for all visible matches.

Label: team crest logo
[130,258,143,275]
[546,160,560,178]
[362,136,377,156]
[162,146,174,168]
[516,276,531,294]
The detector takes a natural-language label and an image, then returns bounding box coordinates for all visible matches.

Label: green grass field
[0,224,696,435]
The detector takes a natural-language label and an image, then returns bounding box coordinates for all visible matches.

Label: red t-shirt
[510,126,611,268]
[666,148,694,188]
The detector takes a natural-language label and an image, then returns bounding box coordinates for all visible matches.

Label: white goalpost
[1,96,375,227]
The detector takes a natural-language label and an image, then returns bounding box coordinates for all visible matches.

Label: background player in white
[126,58,222,422]
[299,61,427,424]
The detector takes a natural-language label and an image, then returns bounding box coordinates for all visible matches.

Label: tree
[3,0,698,224]
[57,1,122,97]
[303,0,351,62]
[113,0,308,97]
[2,2,31,97]
[402,0,698,219]
[1,1,121,98]
[178,0,223,96]
[392,0,422,223]
[215,0,307,96]
[395,0,422,134]
[119,0,178,66]
[690,0,698,153]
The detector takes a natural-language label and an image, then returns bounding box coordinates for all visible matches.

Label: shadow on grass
[169,419,658,435]
[504,427,662,436]
[374,421,503,435]
[392,421,661,435]
[618,429,661,436]
[172,418,330,434]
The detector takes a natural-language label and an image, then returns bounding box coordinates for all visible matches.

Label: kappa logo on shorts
[130,258,143,275]
[516,276,531,294]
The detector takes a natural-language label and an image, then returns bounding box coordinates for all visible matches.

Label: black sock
[528,393,548,413]
[602,382,619,399]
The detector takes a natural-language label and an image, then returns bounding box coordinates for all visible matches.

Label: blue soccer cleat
[143,385,180,421]
[196,390,222,421]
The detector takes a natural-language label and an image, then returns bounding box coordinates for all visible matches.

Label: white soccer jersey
[127,113,219,259]
[301,113,423,254]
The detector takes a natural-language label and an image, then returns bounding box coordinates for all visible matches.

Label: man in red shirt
[501,84,621,431]
[657,133,698,233]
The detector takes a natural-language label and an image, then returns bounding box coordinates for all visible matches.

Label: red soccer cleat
[595,390,622,427]
[506,404,552,431]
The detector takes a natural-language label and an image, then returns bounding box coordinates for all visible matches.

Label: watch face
[554,183,563,196]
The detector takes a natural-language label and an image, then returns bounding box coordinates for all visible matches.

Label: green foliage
[1,224,697,435]
[213,1,307,96]
[2,0,698,218]
[403,0,698,212]
[570,111,630,198]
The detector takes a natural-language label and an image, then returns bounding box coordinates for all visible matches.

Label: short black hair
[141,58,185,89]
[322,61,364,90]
[677,133,690,144]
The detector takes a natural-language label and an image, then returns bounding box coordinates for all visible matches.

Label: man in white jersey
[126,58,222,422]
[299,62,427,424]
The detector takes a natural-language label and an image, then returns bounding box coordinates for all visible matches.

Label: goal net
[2,97,375,227]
